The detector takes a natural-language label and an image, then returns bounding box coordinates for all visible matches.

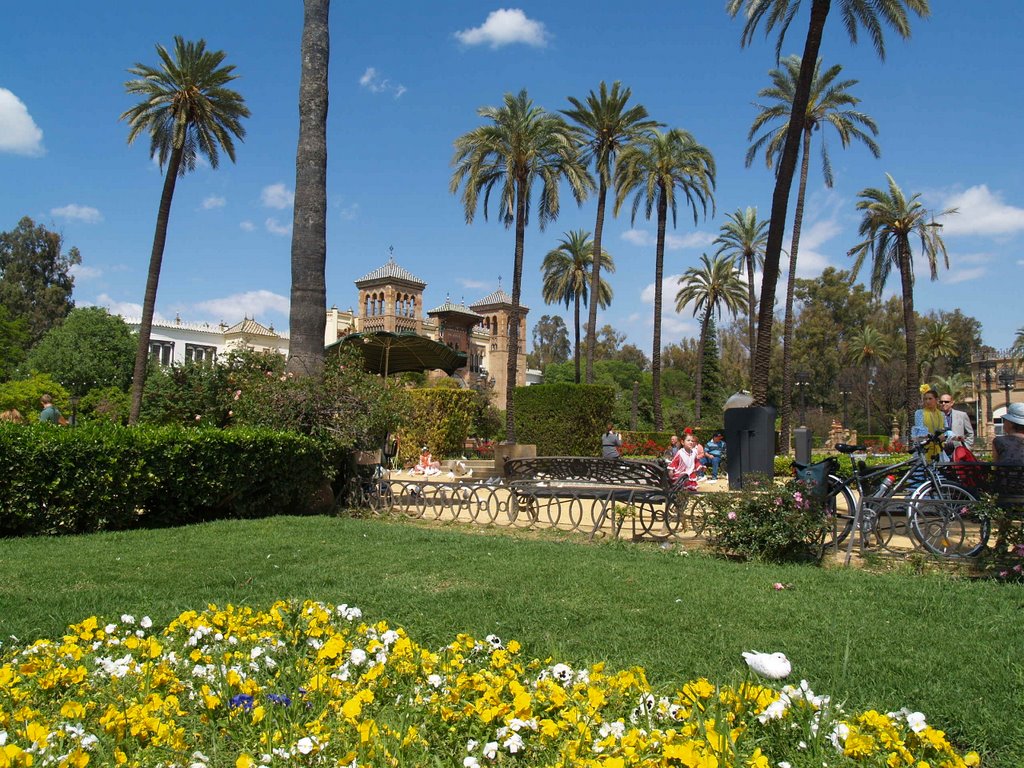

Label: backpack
[949,445,982,488]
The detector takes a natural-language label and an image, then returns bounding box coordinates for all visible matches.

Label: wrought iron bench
[503,456,692,540]
[937,462,1024,551]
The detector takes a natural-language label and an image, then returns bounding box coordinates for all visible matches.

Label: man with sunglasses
[938,393,974,459]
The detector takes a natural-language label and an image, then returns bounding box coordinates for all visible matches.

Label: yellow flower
[919,383,931,394]
[236,755,255,768]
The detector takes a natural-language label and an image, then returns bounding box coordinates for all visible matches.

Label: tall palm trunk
[751,0,830,405]
[506,180,527,443]
[745,254,756,385]
[129,144,183,424]
[585,180,608,383]
[899,241,918,428]
[780,129,812,455]
[694,303,711,422]
[286,0,330,378]
[573,293,581,384]
[652,185,668,430]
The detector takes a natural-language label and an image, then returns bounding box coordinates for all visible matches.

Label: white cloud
[239,220,255,232]
[620,228,714,250]
[358,67,407,98]
[193,290,289,321]
[0,88,44,156]
[51,204,102,224]
[454,9,550,48]
[90,293,156,322]
[339,202,360,221]
[261,183,294,209]
[459,277,489,290]
[202,195,226,210]
[69,264,102,280]
[939,185,1024,237]
[265,217,291,236]
[638,274,699,339]
[944,266,987,285]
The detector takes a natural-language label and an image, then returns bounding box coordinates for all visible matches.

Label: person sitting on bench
[667,434,700,490]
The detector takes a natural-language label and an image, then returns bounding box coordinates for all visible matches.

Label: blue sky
[3,2,1022,354]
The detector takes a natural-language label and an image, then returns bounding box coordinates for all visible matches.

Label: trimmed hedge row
[513,384,615,456]
[0,424,339,538]
[772,452,913,478]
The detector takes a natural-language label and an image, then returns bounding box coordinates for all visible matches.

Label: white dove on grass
[742,651,791,680]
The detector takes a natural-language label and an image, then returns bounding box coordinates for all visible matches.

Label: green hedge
[395,388,475,465]
[0,423,338,537]
[773,451,912,478]
[514,384,614,456]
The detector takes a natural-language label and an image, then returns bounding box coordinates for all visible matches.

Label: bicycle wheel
[820,477,856,549]
[909,481,989,557]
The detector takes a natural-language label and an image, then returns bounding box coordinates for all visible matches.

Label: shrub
[0,373,69,418]
[0,423,338,537]
[395,388,475,464]
[513,383,614,455]
[701,477,828,562]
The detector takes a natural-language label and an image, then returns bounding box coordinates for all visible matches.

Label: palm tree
[713,207,767,384]
[614,128,716,429]
[726,0,931,406]
[541,230,614,384]
[562,81,659,384]
[451,90,592,441]
[747,55,879,453]
[847,325,893,435]
[675,254,746,421]
[933,372,970,403]
[121,36,249,424]
[918,319,957,379]
[849,173,955,421]
[286,0,330,378]
[1014,327,1024,358]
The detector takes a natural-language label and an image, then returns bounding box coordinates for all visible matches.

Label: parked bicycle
[796,430,988,559]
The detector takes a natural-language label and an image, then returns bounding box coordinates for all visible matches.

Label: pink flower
[773,582,786,591]
[1014,544,1024,556]
[234,390,242,400]
[793,492,803,504]
[1014,564,1023,574]
[774,497,783,506]
[727,511,737,521]
[999,570,1009,578]
[194,415,201,421]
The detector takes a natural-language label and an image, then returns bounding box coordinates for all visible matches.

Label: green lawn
[1,514,1020,765]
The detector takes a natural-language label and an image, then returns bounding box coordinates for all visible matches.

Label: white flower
[482,741,498,760]
[349,648,367,666]
[742,650,792,680]
[551,663,572,682]
[427,674,443,688]
[463,758,480,768]
[465,739,478,752]
[250,647,264,660]
[120,614,135,624]
[140,616,153,629]
[503,732,524,753]
[778,762,792,768]
[296,736,316,755]
[485,634,503,649]
[381,629,399,646]
[905,711,927,733]
[104,624,117,634]
[757,697,790,723]
[829,722,850,751]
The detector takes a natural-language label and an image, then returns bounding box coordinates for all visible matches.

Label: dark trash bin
[724,406,777,490]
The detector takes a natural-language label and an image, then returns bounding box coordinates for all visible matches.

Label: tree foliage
[0,217,79,347]
[531,314,571,368]
[24,307,136,395]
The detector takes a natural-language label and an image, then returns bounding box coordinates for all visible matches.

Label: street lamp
[839,389,851,426]
[998,367,1015,412]
[981,360,995,423]
[68,396,80,427]
[795,371,810,427]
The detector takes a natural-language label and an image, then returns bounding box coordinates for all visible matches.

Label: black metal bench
[503,456,691,539]
[937,462,1024,550]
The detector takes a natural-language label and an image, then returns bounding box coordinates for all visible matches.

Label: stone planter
[493,442,537,477]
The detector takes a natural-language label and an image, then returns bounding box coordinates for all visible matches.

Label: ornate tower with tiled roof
[427,296,485,377]
[470,279,528,410]
[354,249,426,334]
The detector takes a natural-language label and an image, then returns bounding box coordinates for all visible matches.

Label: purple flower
[267,693,292,706]
[229,694,254,711]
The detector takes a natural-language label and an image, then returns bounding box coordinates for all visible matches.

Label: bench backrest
[937,462,1024,503]
[504,456,669,490]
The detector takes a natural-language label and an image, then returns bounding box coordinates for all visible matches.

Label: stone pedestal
[493,442,537,477]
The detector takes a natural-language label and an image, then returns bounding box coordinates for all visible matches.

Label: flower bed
[0,601,979,767]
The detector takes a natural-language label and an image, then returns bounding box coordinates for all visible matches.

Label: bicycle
[797,430,989,559]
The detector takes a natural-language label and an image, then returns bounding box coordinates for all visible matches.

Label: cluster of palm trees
[450,86,718,437]
[120,1,951,447]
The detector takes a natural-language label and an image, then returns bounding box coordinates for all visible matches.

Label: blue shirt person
[703,432,726,480]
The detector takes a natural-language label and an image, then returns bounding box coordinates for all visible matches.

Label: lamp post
[981,360,995,424]
[998,367,1015,413]
[839,389,851,427]
[69,396,79,427]
[795,371,810,427]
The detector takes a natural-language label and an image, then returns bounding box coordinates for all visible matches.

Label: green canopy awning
[328,330,467,377]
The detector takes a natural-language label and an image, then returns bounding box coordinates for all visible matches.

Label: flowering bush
[0,601,979,768]
[701,477,829,562]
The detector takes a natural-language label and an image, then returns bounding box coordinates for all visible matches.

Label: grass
[1,514,1021,765]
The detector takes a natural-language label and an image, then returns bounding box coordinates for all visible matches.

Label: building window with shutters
[185,344,217,364]
[149,341,174,366]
